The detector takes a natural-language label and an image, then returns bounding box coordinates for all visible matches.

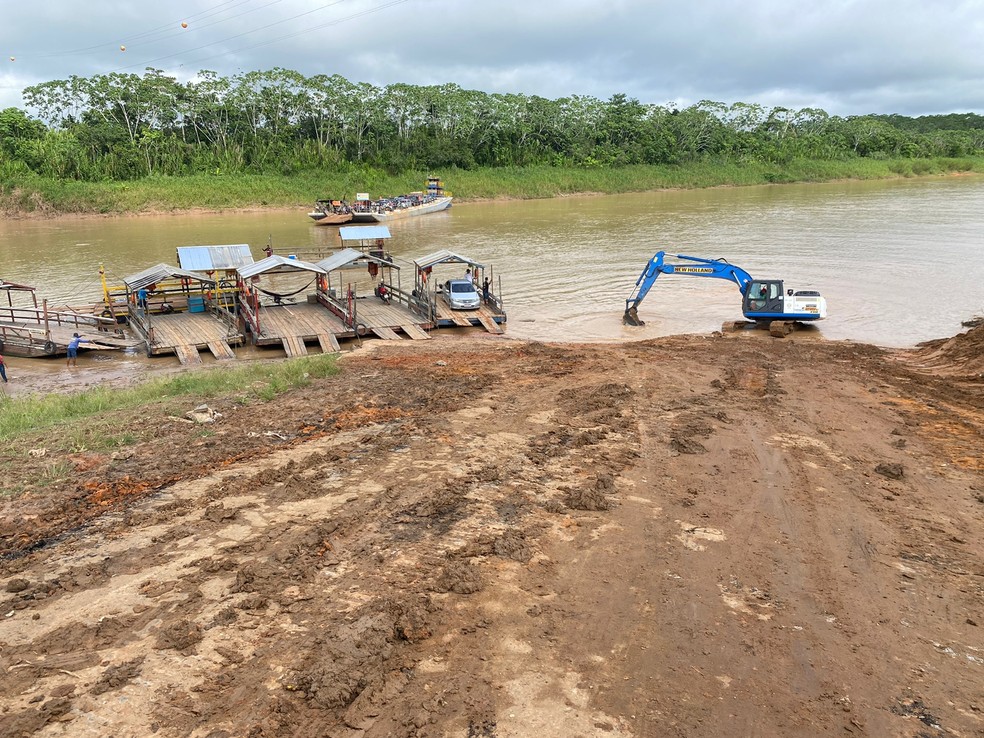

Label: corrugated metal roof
[338,225,391,242]
[315,248,399,273]
[176,244,254,271]
[237,255,326,279]
[413,249,484,270]
[124,264,214,290]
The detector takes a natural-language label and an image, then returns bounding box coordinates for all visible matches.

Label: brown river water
[1,175,983,393]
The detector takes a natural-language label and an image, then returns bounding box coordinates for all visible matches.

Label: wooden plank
[477,315,505,334]
[147,312,242,353]
[282,336,308,357]
[400,324,431,340]
[450,312,474,327]
[318,333,341,353]
[207,341,236,360]
[173,344,202,365]
[371,326,403,340]
[256,303,348,344]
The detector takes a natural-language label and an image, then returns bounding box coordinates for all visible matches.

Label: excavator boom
[624,252,753,325]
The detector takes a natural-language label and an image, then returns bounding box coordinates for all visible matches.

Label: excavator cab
[743,280,785,318]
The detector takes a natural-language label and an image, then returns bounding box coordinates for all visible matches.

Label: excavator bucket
[623,306,644,326]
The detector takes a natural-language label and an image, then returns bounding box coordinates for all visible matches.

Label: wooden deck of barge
[252,303,349,357]
[253,298,433,356]
[355,298,432,340]
[146,312,243,364]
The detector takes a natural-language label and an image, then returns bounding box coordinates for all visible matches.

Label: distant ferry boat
[308,199,354,226]
[350,177,452,223]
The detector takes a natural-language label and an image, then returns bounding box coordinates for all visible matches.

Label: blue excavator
[623,252,827,335]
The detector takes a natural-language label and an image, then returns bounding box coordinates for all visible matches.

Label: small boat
[350,177,453,223]
[308,199,354,226]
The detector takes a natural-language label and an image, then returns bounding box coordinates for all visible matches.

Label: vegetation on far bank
[1,157,982,217]
[1,67,983,215]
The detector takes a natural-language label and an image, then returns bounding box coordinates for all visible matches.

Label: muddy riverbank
[1,326,982,737]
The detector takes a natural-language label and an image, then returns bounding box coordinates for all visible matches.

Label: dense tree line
[1,67,982,181]
[870,112,984,132]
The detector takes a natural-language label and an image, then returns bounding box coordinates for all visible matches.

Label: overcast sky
[2,0,982,118]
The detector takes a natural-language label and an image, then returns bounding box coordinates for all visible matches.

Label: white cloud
[1,0,982,116]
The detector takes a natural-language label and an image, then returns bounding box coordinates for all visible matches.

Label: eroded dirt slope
[1,331,982,737]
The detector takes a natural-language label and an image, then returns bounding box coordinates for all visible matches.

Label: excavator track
[722,320,754,333]
[769,320,796,337]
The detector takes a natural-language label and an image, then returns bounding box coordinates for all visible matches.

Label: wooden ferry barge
[12,231,507,364]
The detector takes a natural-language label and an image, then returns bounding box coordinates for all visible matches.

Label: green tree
[12,67,984,181]
[0,107,47,170]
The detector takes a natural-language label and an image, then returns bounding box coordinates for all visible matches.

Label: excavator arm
[623,251,754,325]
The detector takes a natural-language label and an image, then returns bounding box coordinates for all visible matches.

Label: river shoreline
[3,158,981,220]
[0,172,974,222]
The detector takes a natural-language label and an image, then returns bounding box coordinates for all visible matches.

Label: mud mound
[909,323,984,377]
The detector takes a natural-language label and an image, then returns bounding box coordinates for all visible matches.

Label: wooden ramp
[173,344,202,365]
[254,303,348,355]
[207,341,237,360]
[401,324,431,340]
[282,336,309,357]
[318,333,341,353]
[146,312,243,361]
[477,314,505,334]
[371,326,403,340]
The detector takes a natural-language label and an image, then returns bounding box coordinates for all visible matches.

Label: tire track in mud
[1,334,981,737]
[523,344,982,738]
[0,342,642,737]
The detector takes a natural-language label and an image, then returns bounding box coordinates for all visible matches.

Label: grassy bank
[2,157,982,217]
[0,354,339,447]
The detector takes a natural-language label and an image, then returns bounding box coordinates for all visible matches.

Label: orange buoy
[181,22,188,28]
